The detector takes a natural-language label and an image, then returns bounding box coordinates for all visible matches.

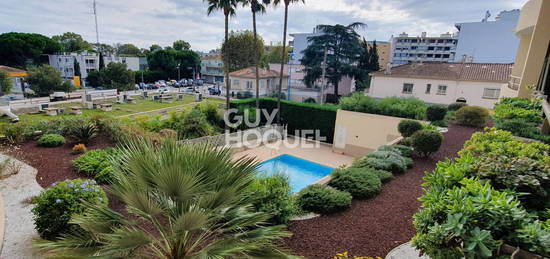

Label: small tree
[100,63,135,91]
[221,30,265,72]
[172,40,191,50]
[73,58,81,86]
[0,70,12,95]
[26,65,73,96]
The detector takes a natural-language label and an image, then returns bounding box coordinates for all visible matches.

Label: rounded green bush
[448,102,468,111]
[246,174,295,224]
[330,168,382,199]
[73,148,121,184]
[398,120,423,137]
[378,144,413,157]
[411,130,443,157]
[354,151,408,174]
[296,185,352,214]
[37,134,66,147]
[455,106,489,128]
[426,105,447,122]
[373,169,394,183]
[31,179,108,240]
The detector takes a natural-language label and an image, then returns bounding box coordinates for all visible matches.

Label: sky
[0,0,526,52]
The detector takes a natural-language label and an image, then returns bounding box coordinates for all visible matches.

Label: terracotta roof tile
[371,62,513,83]
[229,67,287,79]
[0,65,27,73]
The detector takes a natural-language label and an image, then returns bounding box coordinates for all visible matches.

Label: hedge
[231,98,339,143]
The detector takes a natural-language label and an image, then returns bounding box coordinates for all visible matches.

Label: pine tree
[368,40,380,71]
[73,58,81,86]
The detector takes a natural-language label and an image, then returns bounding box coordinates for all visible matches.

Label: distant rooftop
[371,62,514,83]
[0,65,26,74]
[229,67,287,79]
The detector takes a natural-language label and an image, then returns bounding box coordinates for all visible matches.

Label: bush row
[412,128,550,258]
[493,97,549,143]
[296,144,414,215]
[339,93,428,120]
[0,117,99,145]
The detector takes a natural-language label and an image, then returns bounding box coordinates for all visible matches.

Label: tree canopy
[0,32,62,68]
[26,65,73,96]
[51,32,92,53]
[117,43,141,55]
[147,49,200,79]
[301,23,365,97]
[0,71,12,95]
[355,39,380,92]
[172,40,191,51]
[149,44,163,52]
[87,63,135,91]
[221,30,265,72]
[263,45,292,65]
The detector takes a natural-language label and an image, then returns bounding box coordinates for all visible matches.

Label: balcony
[508,75,521,90]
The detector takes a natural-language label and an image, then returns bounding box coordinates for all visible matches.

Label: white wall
[368,76,505,109]
[454,15,520,63]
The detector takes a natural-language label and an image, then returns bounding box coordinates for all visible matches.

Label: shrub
[353,151,408,174]
[159,128,177,138]
[236,91,253,99]
[296,185,352,214]
[455,106,489,127]
[411,130,443,157]
[37,134,66,147]
[329,168,382,199]
[398,120,423,138]
[72,144,87,154]
[304,97,316,103]
[447,102,467,111]
[374,169,394,183]
[430,120,448,128]
[339,93,427,119]
[426,105,447,122]
[0,123,29,144]
[195,102,223,127]
[67,121,98,144]
[73,148,121,184]
[246,174,295,224]
[31,179,107,240]
[378,144,413,157]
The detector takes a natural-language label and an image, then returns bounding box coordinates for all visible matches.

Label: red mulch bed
[8,134,115,188]
[284,124,481,258]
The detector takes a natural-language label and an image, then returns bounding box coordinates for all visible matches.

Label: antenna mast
[93,0,100,49]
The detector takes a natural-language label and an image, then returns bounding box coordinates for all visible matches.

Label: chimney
[385,63,392,74]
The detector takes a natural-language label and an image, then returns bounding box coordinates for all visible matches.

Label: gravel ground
[284,124,480,259]
[0,154,43,259]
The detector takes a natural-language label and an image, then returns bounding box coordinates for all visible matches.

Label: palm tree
[241,0,270,109]
[34,140,292,258]
[205,0,239,111]
[273,0,304,124]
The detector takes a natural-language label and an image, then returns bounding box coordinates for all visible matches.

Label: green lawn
[1,96,225,124]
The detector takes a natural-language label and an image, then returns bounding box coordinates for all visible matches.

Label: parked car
[196,79,204,86]
[187,79,194,86]
[208,87,221,95]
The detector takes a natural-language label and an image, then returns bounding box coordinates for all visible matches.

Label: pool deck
[233,137,355,170]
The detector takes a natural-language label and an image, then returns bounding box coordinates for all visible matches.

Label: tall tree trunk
[334,80,339,99]
[252,9,260,109]
[224,13,230,111]
[277,3,289,125]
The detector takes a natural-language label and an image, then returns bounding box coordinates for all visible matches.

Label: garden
[0,94,549,258]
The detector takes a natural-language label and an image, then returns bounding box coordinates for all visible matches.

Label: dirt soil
[284,124,481,258]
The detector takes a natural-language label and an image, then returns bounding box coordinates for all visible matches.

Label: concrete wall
[368,76,505,109]
[454,11,520,63]
[332,110,406,157]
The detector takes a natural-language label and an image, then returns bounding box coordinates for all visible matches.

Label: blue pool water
[257,154,334,193]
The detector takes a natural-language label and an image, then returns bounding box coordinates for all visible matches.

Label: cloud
[0,0,526,51]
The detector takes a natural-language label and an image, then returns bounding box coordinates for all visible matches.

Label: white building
[200,55,224,84]
[390,32,458,66]
[48,52,145,87]
[367,62,513,109]
[288,30,322,64]
[454,10,520,63]
[228,67,288,97]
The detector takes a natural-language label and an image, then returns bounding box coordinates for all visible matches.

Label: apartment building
[200,55,224,84]
[288,31,323,64]
[498,0,549,133]
[368,62,513,109]
[390,32,458,66]
[454,10,520,63]
[48,52,145,87]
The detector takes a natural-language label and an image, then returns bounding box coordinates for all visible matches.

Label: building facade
[454,10,520,63]
[390,32,458,66]
[0,65,27,94]
[200,55,225,84]
[48,52,144,87]
[288,31,322,64]
[367,41,391,69]
[368,62,513,109]
[228,67,288,97]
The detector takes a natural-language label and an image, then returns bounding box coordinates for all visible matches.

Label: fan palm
[34,140,292,258]
[273,0,304,124]
[241,0,270,109]
[205,0,239,111]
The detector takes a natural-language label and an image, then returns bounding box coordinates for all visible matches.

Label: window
[443,54,450,58]
[429,39,436,43]
[246,81,253,89]
[411,46,418,50]
[233,79,240,86]
[444,47,451,51]
[426,84,431,94]
[483,88,501,99]
[435,54,442,58]
[411,39,418,43]
[402,83,414,94]
[427,46,434,51]
[437,85,447,95]
[437,39,444,43]
[427,54,434,58]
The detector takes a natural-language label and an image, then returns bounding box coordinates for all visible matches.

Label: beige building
[228,67,288,97]
[368,41,390,70]
[500,0,550,133]
[368,62,513,109]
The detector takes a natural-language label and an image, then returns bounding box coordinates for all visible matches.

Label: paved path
[0,154,43,259]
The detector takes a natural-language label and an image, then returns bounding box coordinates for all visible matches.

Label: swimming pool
[257,154,334,193]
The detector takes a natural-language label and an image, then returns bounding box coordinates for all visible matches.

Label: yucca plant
[68,122,98,144]
[34,139,292,258]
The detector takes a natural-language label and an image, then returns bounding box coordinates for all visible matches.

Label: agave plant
[68,121,98,144]
[34,139,292,258]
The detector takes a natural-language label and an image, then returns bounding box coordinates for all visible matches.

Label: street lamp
[287,52,294,101]
[177,63,181,81]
